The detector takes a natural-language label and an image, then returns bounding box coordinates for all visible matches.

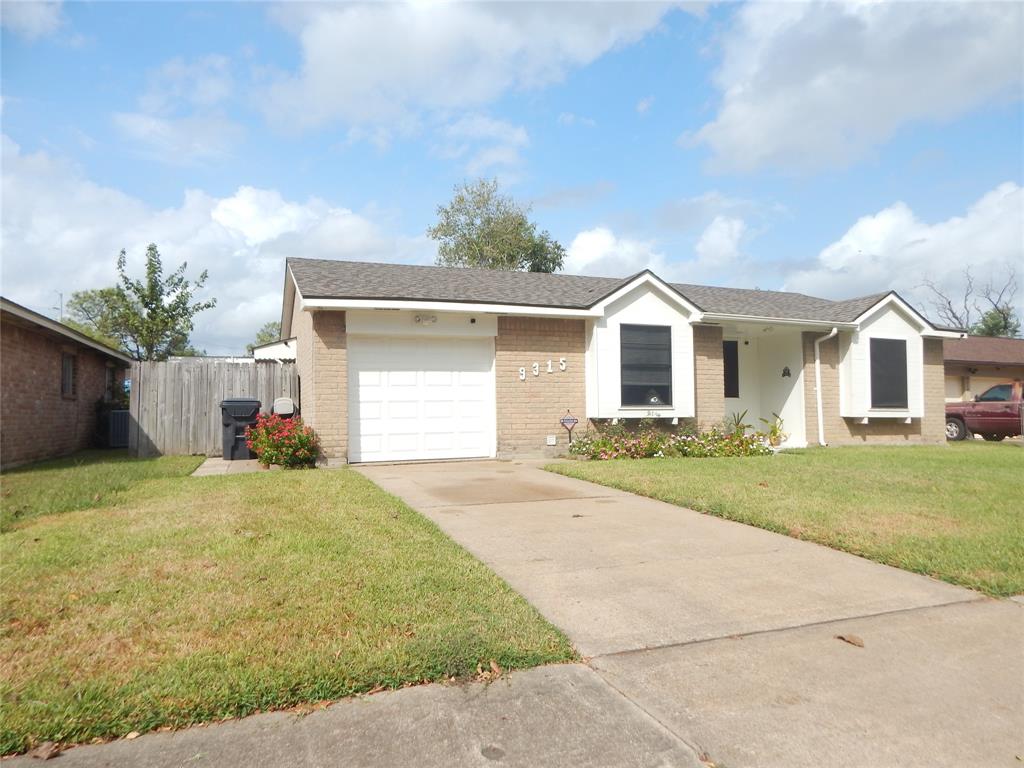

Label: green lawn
[1,450,205,532]
[0,456,573,755]
[548,442,1023,598]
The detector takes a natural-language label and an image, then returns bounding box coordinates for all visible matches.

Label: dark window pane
[978,384,1012,402]
[870,338,908,408]
[620,324,672,406]
[723,340,739,398]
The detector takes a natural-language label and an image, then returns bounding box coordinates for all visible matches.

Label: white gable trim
[852,293,933,333]
[588,271,702,319]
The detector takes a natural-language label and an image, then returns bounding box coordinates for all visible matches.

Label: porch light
[782,366,792,378]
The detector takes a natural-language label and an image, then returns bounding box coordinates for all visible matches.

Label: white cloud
[636,95,655,114]
[557,112,596,128]
[437,114,529,176]
[113,113,242,165]
[695,215,745,266]
[1,0,63,40]
[262,2,674,130]
[565,227,669,278]
[138,54,233,115]
[691,1,1024,172]
[0,135,434,354]
[565,222,749,286]
[115,54,241,165]
[785,182,1024,318]
[656,190,769,232]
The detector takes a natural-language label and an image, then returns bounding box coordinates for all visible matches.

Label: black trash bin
[220,399,261,460]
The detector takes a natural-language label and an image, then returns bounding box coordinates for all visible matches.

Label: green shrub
[245,414,319,468]
[569,426,772,460]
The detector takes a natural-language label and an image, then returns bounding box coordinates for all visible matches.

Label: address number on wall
[519,358,567,381]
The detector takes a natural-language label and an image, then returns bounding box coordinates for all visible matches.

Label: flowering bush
[245,414,319,468]
[569,426,772,460]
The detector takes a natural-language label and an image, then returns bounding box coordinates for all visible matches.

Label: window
[61,353,77,398]
[977,384,1012,402]
[104,367,115,401]
[723,340,739,398]
[869,338,908,409]
[620,324,672,406]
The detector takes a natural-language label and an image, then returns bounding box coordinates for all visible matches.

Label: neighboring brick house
[279,258,960,464]
[1,297,131,469]
[943,335,1024,402]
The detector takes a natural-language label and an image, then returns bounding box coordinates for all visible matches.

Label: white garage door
[348,336,496,463]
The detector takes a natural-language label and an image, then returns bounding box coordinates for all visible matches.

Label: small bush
[246,414,319,468]
[569,426,772,460]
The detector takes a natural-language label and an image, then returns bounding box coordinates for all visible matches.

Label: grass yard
[548,442,1023,598]
[1,450,205,532]
[0,456,574,755]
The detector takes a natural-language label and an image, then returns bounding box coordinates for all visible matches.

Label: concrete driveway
[358,460,1024,768]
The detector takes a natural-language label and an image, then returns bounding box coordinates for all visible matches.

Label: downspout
[814,327,839,446]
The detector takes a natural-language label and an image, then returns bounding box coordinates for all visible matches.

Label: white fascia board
[281,266,299,338]
[922,329,967,339]
[701,312,858,330]
[300,297,598,318]
[589,272,702,318]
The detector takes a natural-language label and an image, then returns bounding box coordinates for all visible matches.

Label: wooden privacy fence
[129,360,299,457]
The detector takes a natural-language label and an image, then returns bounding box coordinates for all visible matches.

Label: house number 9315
[519,358,567,381]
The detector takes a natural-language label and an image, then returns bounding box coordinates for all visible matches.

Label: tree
[922,267,1021,337]
[246,321,281,355]
[64,287,125,350]
[64,244,216,360]
[972,307,1021,338]
[427,178,565,273]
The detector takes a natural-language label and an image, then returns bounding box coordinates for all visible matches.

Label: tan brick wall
[290,298,314,423]
[801,332,944,445]
[921,338,945,442]
[693,325,725,430]
[495,317,586,457]
[1,318,124,469]
[310,312,347,461]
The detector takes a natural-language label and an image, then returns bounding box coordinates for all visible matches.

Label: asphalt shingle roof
[944,335,1024,366]
[287,257,897,324]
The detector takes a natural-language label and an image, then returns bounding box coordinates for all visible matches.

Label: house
[943,335,1024,402]
[1,297,131,469]
[278,258,960,464]
[252,337,297,362]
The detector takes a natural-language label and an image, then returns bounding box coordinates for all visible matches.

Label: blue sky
[2,1,1022,353]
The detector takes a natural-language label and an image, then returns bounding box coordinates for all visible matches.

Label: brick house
[1,297,131,469]
[279,258,960,464]
[942,335,1024,402]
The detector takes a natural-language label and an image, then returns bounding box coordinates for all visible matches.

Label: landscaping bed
[0,456,573,755]
[548,443,1023,597]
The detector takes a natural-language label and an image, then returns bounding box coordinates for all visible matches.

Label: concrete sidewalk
[357,460,1023,768]
[9,665,701,768]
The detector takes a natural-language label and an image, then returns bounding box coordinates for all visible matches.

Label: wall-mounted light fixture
[782,366,792,378]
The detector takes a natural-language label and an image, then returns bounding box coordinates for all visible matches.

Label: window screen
[869,338,908,408]
[723,340,739,398]
[620,324,672,406]
[61,353,77,398]
[977,384,1012,402]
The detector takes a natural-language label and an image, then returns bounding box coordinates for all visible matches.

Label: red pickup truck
[946,380,1024,441]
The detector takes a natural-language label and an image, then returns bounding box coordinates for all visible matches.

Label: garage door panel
[348,336,495,463]
[424,371,454,386]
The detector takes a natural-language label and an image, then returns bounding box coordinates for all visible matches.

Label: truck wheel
[982,434,1005,442]
[945,417,967,441]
